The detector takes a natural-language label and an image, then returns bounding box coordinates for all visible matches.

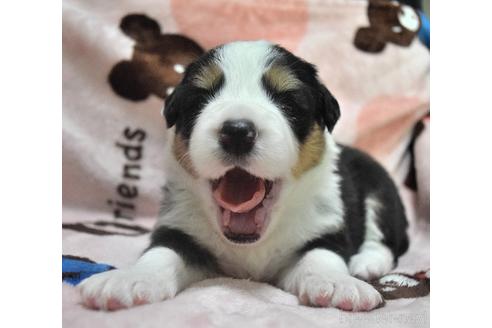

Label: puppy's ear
[163,87,179,128]
[317,84,340,132]
[120,14,161,43]
[108,61,150,101]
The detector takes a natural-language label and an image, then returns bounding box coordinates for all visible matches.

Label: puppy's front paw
[78,267,178,311]
[348,246,393,281]
[297,273,383,311]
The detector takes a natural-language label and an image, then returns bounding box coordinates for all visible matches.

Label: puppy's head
[163,41,340,245]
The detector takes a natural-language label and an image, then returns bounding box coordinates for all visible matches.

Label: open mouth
[211,167,280,244]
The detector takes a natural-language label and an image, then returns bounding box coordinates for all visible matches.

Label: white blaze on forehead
[398,5,420,32]
[215,40,277,99]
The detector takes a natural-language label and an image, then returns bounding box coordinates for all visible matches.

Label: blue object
[418,11,430,49]
[62,255,115,286]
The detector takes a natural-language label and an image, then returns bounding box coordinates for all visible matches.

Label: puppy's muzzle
[218,119,257,156]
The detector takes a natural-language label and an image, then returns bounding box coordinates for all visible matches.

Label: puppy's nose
[219,119,257,156]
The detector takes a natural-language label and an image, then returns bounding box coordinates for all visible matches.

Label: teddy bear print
[354,0,421,53]
[371,270,430,300]
[109,14,205,101]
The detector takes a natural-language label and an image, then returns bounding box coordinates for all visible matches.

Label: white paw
[78,267,178,311]
[349,249,393,281]
[297,273,383,311]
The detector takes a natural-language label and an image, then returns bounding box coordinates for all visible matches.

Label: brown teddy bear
[354,0,421,53]
[109,14,205,101]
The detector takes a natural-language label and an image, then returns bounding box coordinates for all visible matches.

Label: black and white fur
[79,41,408,312]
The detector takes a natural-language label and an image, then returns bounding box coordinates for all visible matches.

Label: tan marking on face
[291,125,326,178]
[264,65,301,92]
[173,135,198,178]
[192,62,223,90]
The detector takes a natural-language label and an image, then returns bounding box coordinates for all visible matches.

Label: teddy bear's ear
[120,14,161,43]
[108,61,150,101]
[354,27,387,53]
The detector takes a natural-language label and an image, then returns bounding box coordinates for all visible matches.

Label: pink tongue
[223,210,258,235]
[213,168,266,235]
[213,168,265,213]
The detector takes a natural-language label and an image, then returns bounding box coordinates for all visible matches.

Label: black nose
[219,120,257,156]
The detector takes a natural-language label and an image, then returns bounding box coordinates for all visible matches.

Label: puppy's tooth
[223,209,231,227]
[254,206,266,226]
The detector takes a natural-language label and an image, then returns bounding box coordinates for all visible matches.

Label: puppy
[79,41,408,312]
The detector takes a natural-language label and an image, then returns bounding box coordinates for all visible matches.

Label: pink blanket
[63,0,429,326]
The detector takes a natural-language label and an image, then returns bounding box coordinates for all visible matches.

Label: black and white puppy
[80,41,408,312]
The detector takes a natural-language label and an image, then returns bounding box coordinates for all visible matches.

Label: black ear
[163,87,179,128]
[318,84,340,132]
[108,61,150,101]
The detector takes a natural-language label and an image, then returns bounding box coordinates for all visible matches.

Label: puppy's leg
[79,227,216,311]
[349,241,394,281]
[78,247,207,310]
[278,249,383,311]
[348,196,396,281]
